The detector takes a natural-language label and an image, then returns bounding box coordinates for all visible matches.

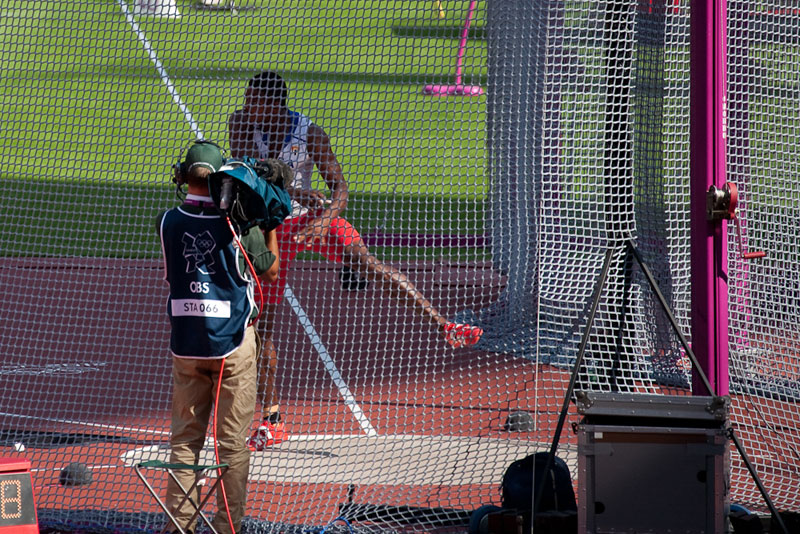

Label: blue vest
[159,207,254,358]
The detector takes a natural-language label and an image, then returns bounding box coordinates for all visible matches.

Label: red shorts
[263,212,361,304]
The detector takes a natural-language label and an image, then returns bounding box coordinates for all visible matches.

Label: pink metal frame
[690,0,729,396]
[423,0,484,96]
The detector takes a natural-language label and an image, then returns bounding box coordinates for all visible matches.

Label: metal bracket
[706,182,765,260]
[706,183,735,221]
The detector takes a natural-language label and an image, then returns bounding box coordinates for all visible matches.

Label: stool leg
[135,466,192,534]
[165,468,225,534]
[181,467,229,534]
[136,465,228,534]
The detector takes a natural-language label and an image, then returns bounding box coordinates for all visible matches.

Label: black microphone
[220,176,234,211]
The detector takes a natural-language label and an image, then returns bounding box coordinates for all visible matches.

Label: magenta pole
[423,0,483,96]
[453,0,477,86]
[690,0,729,396]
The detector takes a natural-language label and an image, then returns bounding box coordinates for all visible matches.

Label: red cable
[210,217,263,534]
[225,217,265,327]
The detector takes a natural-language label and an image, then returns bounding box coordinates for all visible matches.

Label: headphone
[172,139,227,187]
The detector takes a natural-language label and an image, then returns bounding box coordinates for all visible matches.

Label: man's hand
[293,215,330,247]
[288,187,329,209]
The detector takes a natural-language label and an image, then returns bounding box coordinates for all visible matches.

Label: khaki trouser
[166,326,259,534]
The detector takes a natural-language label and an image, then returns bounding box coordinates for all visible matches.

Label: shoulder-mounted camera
[208,157,293,233]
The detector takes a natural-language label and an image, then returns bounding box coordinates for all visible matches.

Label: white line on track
[284,286,377,437]
[116,0,203,138]
[0,411,169,436]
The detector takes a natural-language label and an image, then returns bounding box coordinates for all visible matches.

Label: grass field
[0,0,488,258]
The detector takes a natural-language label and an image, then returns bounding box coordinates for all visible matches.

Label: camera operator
[156,141,279,534]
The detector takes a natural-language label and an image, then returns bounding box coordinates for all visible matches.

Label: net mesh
[466,0,691,386]
[726,0,800,513]
[0,1,798,532]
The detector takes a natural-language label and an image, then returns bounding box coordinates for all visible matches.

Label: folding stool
[135,460,229,534]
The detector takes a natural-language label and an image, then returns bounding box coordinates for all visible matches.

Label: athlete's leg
[255,217,303,419]
[249,299,289,450]
[311,217,444,326]
[248,217,308,450]
[257,303,280,420]
[315,216,482,347]
[345,238,447,328]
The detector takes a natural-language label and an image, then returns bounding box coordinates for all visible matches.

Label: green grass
[9,1,794,264]
[0,180,487,261]
[0,0,489,259]
[0,0,488,188]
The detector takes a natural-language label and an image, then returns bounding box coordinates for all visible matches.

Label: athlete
[229,71,483,450]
